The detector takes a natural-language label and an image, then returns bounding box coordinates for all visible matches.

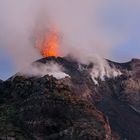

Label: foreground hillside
[0,56,140,140]
[0,75,114,140]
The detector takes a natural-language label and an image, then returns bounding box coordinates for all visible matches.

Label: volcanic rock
[0,56,140,140]
[0,75,112,140]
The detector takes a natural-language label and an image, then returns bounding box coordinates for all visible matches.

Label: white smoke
[0,0,123,68]
[0,0,140,80]
[90,63,122,85]
[19,62,70,80]
[91,64,121,84]
[77,55,122,84]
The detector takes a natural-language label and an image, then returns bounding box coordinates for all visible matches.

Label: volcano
[0,56,140,140]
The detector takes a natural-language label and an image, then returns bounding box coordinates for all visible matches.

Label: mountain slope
[0,75,113,140]
[0,56,140,140]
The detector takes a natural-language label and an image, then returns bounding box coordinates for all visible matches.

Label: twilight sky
[0,0,140,80]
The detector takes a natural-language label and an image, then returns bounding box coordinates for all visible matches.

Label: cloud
[0,0,140,79]
[0,0,43,71]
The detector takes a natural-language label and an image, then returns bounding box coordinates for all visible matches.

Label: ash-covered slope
[0,56,140,140]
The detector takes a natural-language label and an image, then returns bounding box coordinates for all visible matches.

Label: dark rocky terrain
[0,56,140,140]
[0,75,113,140]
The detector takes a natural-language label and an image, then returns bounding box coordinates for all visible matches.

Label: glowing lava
[36,29,60,57]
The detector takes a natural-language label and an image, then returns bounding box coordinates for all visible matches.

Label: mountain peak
[1,56,140,140]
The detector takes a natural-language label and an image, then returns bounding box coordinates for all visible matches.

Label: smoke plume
[75,55,122,84]
[19,62,70,80]
[0,0,140,79]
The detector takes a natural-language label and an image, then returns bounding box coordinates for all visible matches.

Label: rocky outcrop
[107,59,140,110]
[36,57,140,140]
[0,75,112,140]
[1,56,140,140]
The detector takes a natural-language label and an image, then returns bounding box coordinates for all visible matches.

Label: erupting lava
[36,29,60,57]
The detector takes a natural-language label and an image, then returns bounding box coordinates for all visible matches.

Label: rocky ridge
[0,56,140,140]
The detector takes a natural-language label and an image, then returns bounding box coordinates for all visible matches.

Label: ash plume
[0,0,140,79]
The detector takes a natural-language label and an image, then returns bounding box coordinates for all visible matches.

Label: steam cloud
[76,55,122,84]
[19,62,70,80]
[90,58,122,85]
[0,0,140,79]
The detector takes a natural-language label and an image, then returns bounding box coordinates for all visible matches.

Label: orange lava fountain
[36,29,60,57]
